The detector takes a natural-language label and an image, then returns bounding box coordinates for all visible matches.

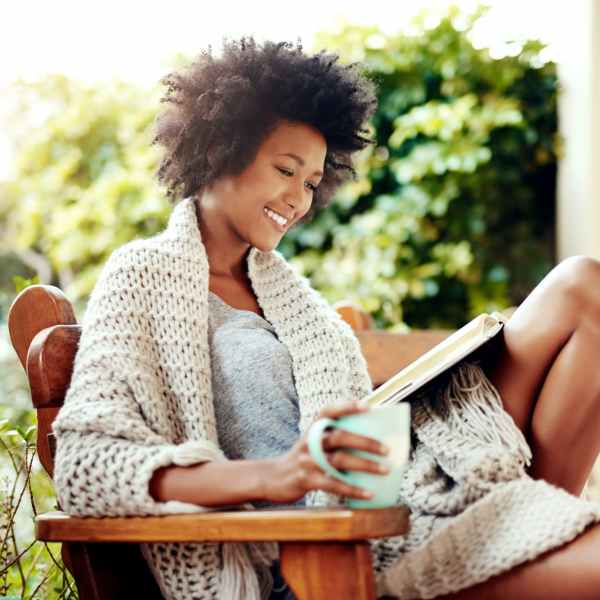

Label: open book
[364,312,507,407]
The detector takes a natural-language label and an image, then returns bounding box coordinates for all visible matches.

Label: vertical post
[557,0,600,260]
[280,541,376,600]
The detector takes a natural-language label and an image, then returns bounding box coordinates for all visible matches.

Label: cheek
[304,191,316,210]
[297,200,313,222]
[232,175,271,213]
[234,162,273,190]
[250,171,282,202]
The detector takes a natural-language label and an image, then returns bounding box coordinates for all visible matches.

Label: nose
[284,179,308,212]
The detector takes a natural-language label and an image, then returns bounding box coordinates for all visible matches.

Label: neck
[193,193,250,281]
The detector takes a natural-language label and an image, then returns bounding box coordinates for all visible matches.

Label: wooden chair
[8,285,450,600]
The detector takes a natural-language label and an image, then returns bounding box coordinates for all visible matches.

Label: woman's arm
[52,245,225,517]
[149,459,268,506]
[150,401,390,507]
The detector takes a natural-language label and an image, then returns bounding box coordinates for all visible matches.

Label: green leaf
[12,274,40,293]
[2,8,556,333]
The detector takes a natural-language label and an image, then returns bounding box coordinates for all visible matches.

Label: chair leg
[65,543,104,600]
[62,542,163,600]
[280,541,376,600]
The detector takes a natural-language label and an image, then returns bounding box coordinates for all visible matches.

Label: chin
[252,239,280,252]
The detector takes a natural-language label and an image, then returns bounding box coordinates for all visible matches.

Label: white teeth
[264,208,288,226]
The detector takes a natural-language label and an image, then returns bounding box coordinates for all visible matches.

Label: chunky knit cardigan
[53,196,600,600]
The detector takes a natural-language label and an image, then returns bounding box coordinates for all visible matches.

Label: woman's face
[201,119,326,254]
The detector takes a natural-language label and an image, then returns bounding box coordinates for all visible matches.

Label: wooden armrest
[36,506,409,543]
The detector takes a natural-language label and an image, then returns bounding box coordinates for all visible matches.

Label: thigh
[439,521,600,600]
[487,257,592,432]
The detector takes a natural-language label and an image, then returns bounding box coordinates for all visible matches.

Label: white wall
[557,0,600,260]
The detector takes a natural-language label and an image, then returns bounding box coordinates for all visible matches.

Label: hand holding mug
[307,402,411,508]
[265,400,393,505]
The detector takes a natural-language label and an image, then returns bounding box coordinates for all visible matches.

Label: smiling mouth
[263,207,289,232]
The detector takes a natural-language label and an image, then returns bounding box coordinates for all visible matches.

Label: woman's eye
[276,166,318,192]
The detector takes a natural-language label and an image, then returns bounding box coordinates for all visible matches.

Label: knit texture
[52,196,600,599]
[371,364,600,598]
[52,196,367,599]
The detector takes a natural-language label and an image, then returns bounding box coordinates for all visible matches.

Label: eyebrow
[277,153,323,178]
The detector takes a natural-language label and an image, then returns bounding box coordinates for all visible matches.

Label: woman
[52,38,600,599]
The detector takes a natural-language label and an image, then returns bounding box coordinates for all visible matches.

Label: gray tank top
[208,291,304,599]
[207,291,305,508]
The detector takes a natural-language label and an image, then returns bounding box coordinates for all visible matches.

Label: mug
[307,403,411,508]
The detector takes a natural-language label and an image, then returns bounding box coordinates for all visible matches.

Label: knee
[552,256,600,321]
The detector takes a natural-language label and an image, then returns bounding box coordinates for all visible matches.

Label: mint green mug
[307,403,411,508]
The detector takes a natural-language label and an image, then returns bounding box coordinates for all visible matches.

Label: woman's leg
[439,521,600,599]
[487,255,600,495]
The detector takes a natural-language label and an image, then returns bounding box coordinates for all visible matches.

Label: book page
[365,312,505,407]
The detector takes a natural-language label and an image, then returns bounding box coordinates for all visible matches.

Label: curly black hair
[151,37,378,223]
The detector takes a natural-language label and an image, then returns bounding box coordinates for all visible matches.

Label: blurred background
[1,0,599,597]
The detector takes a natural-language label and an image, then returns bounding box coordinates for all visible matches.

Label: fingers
[303,400,391,499]
[325,449,390,475]
[318,400,368,420]
[322,428,389,457]
[311,472,374,501]
[297,444,380,497]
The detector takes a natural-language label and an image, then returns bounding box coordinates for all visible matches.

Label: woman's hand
[263,400,391,504]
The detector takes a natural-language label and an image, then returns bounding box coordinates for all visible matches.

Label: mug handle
[307,417,353,485]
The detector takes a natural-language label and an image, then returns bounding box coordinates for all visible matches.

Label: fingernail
[362,490,373,498]
[380,444,390,455]
[378,464,389,474]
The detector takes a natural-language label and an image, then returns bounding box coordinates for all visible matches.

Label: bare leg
[439,521,600,600]
[487,256,600,495]
[399,257,600,599]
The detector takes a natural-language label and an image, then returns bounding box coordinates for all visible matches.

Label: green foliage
[279,5,558,330]
[12,275,40,294]
[0,5,566,594]
[0,281,76,597]
[1,7,558,329]
[1,75,170,301]
[0,404,77,599]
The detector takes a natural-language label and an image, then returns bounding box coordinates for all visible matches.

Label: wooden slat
[36,506,409,543]
[27,324,80,409]
[35,406,61,478]
[336,303,451,387]
[356,329,451,387]
[8,284,76,369]
[335,302,375,331]
[281,541,376,600]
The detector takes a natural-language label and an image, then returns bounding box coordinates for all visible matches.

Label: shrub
[279,6,558,330]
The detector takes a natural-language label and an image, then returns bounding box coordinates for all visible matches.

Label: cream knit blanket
[52,197,600,600]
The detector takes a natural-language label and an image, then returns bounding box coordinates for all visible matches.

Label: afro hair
[151,37,378,223]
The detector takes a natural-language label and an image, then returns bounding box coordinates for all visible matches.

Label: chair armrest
[36,506,409,543]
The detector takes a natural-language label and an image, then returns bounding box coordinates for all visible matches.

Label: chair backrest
[8,285,372,477]
[8,285,80,479]
[334,301,375,331]
[8,285,165,600]
[7,286,372,480]
[7,285,375,599]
